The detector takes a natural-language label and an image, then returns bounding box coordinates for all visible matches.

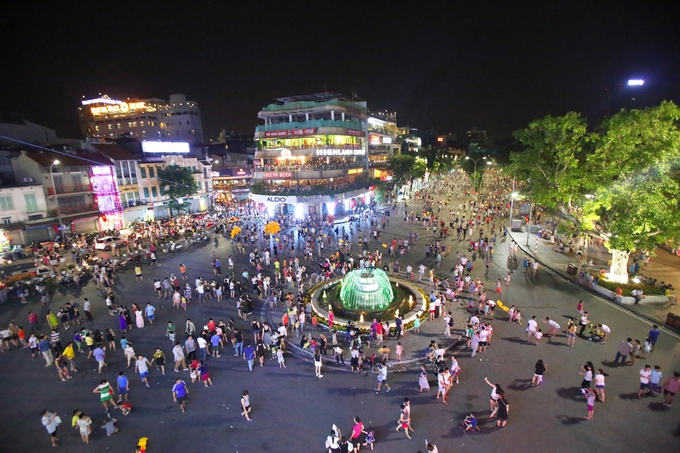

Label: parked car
[94,236,127,251]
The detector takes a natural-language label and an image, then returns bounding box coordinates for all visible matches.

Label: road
[0,176,678,453]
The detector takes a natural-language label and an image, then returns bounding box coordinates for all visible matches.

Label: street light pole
[49,160,63,238]
[465,156,487,192]
[509,174,516,224]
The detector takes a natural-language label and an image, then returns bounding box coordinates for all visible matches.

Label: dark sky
[2,1,679,141]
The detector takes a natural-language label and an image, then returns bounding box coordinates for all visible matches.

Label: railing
[255,119,362,133]
[252,182,367,197]
[260,143,363,151]
[255,162,364,172]
[58,203,98,215]
[48,185,92,195]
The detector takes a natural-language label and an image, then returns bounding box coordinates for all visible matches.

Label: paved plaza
[0,176,679,453]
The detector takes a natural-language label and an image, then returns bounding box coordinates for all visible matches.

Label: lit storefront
[90,166,124,230]
[212,168,252,202]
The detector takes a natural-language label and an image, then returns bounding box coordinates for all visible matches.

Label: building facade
[251,93,372,218]
[0,185,50,244]
[78,94,203,144]
[367,111,402,180]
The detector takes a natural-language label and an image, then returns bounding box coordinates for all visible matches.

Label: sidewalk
[508,226,680,327]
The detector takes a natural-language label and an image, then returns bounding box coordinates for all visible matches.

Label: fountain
[340,269,394,311]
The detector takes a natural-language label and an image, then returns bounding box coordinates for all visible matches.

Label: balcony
[254,120,363,139]
[58,203,98,216]
[48,185,92,195]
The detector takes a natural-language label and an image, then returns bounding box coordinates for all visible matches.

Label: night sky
[2,1,679,141]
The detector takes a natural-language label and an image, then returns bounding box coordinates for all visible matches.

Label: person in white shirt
[543,317,560,338]
[598,324,611,343]
[638,365,652,398]
[527,316,538,343]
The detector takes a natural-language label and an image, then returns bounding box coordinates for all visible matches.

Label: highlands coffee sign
[249,194,297,204]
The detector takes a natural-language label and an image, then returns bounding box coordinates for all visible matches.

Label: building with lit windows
[367,111,401,180]
[134,143,212,220]
[251,93,373,218]
[78,94,203,144]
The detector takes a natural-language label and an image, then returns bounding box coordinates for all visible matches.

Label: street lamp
[465,155,488,192]
[49,160,63,237]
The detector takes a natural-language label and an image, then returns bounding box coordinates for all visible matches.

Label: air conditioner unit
[21,177,35,183]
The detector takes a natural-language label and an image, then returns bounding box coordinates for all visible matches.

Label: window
[143,187,150,199]
[133,121,137,127]
[160,185,165,196]
[108,124,113,130]
[156,166,163,175]
[128,122,133,127]
[149,167,155,178]
[24,193,39,213]
[0,196,14,210]
[140,167,147,178]
[179,121,182,126]
[2,217,10,225]
[117,124,121,129]
[95,125,100,131]
[187,120,190,125]
[151,186,158,198]
[140,121,145,126]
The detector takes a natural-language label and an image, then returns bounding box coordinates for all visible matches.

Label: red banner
[263,172,292,179]
[345,129,363,137]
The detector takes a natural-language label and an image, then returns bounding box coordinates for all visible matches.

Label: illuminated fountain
[340,269,394,311]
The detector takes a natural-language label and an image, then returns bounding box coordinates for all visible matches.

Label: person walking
[637,364,653,398]
[93,379,117,412]
[419,364,430,392]
[580,362,594,389]
[662,371,680,407]
[76,412,92,444]
[172,378,189,413]
[484,377,502,418]
[314,348,323,378]
[241,390,252,421]
[172,341,188,371]
[375,363,391,393]
[38,334,54,367]
[243,341,256,372]
[595,369,606,402]
[135,355,152,387]
[532,359,547,387]
[41,409,61,448]
[614,338,633,365]
[117,371,129,403]
[395,405,412,439]
[496,392,509,427]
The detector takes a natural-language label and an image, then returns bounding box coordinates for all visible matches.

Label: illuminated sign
[382,136,392,144]
[315,149,366,156]
[264,128,317,138]
[437,136,444,142]
[90,166,123,229]
[345,129,363,137]
[90,100,155,116]
[141,142,190,153]
[347,168,364,175]
[82,98,124,106]
[212,171,221,177]
[280,149,293,158]
[249,194,297,204]
[237,169,247,175]
[369,134,381,146]
[263,172,292,179]
[627,79,644,86]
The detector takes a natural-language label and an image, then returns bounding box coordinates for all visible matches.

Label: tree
[386,154,415,185]
[511,103,680,282]
[580,101,680,282]
[157,164,198,216]
[412,157,427,179]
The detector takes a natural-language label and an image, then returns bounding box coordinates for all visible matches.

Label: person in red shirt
[27,311,39,333]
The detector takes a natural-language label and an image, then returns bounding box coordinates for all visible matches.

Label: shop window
[149,167,155,178]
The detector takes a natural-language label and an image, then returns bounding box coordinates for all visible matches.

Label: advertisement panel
[249,194,297,204]
[141,142,190,153]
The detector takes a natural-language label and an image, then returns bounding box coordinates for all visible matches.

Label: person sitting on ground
[462,413,480,432]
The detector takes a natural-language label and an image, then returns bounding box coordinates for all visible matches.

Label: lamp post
[465,155,487,192]
[49,160,63,237]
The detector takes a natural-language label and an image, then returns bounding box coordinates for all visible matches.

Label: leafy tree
[412,157,427,179]
[157,164,198,216]
[511,103,680,282]
[386,154,415,185]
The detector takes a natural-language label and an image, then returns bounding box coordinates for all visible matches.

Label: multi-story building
[251,92,371,218]
[0,185,50,244]
[367,111,402,180]
[136,152,212,220]
[78,94,203,145]
[11,149,118,234]
[87,143,142,208]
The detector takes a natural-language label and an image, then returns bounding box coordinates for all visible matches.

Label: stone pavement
[508,226,680,327]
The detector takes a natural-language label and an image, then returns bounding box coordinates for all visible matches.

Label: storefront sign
[249,194,297,204]
[345,129,363,137]
[264,128,317,138]
[315,149,366,156]
[263,172,292,179]
[90,101,153,116]
[369,134,381,146]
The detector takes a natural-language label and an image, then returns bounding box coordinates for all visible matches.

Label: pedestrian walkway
[508,226,680,327]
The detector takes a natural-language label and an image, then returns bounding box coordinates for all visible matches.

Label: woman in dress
[419,364,430,392]
[135,307,144,329]
[123,307,133,332]
[76,412,92,444]
[349,417,365,451]
[118,311,127,332]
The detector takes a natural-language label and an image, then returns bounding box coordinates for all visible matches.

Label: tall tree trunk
[609,249,630,283]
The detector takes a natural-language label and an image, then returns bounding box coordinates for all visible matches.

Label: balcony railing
[48,185,92,195]
[255,119,362,133]
[255,162,364,172]
[58,203,98,215]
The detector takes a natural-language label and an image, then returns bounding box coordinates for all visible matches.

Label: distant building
[251,92,371,218]
[0,112,58,147]
[78,94,203,144]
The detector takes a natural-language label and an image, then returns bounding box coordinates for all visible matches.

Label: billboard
[141,141,190,153]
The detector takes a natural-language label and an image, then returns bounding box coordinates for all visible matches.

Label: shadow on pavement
[599,360,620,369]
[501,336,526,344]
[618,392,643,400]
[507,378,533,391]
[558,415,586,425]
[648,401,671,411]
[556,387,584,401]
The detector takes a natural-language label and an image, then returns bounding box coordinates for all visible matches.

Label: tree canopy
[510,101,680,280]
[386,154,415,184]
[157,164,199,215]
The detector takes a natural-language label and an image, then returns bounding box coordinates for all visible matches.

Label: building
[367,111,402,180]
[135,152,213,221]
[86,142,142,209]
[251,92,372,218]
[0,112,58,147]
[11,149,119,235]
[0,185,50,244]
[78,94,203,145]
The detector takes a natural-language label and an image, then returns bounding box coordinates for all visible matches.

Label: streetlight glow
[627,79,644,86]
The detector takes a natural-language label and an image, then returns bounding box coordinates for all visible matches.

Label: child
[277,348,286,368]
[117,402,132,416]
[101,415,118,436]
[189,360,200,383]
[419,365,430,392]
[73,331,84,353]
[641,338,652,358]
[395,342,403,362]
[462,413,480,432]
[584,388,596,420]
[363,427,375,450]
[534,329,543,346]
